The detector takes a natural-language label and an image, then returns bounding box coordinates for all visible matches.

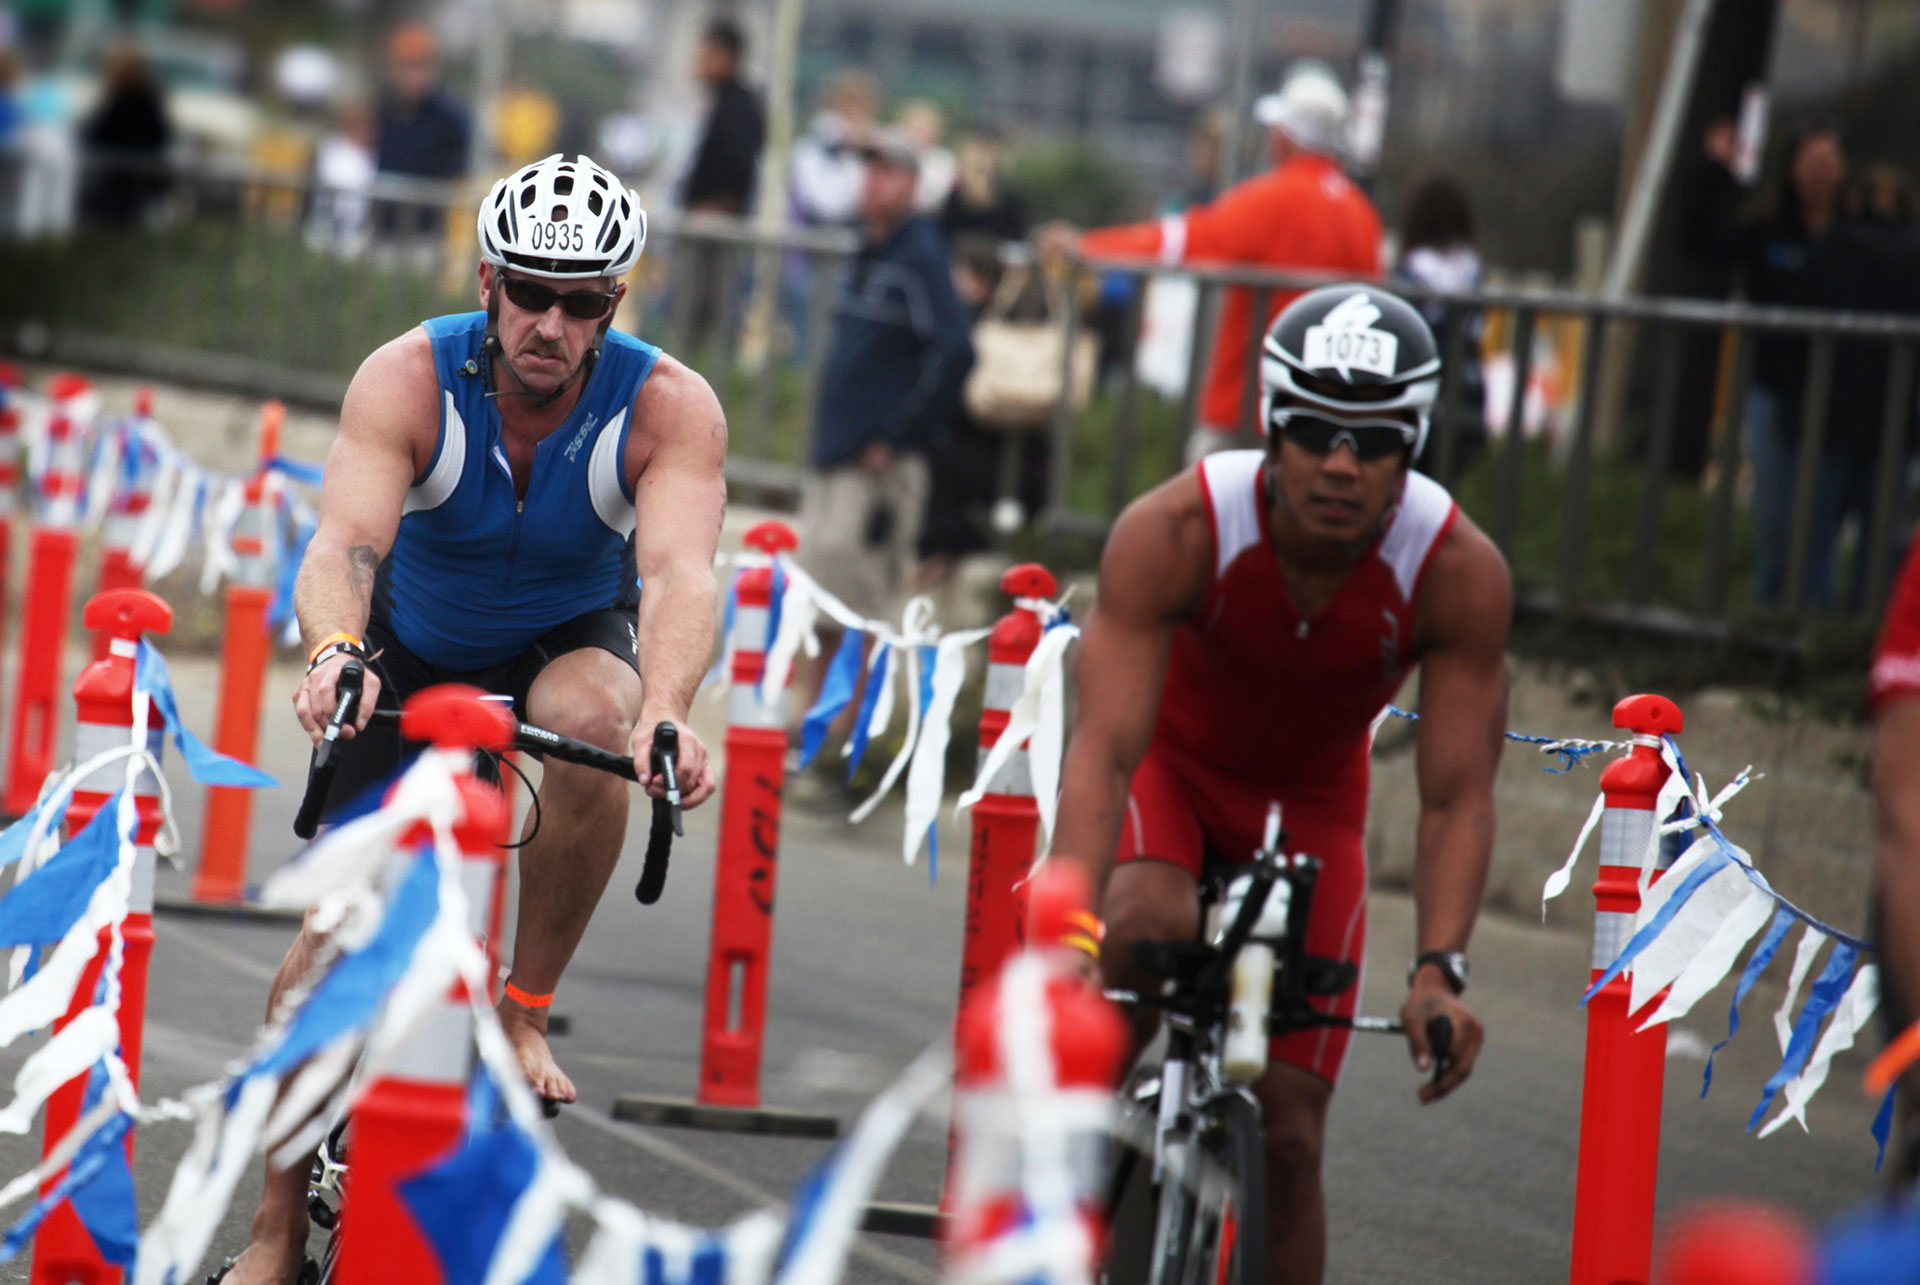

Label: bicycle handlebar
[634,723,680,905]
[292,660,365,840]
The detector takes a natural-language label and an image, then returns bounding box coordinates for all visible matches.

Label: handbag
[962,268,1098,431]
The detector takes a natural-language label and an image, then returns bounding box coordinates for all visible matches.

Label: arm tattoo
[347,545,380,606]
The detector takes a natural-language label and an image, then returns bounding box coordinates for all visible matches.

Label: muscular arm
[291,331,437,736]
[1409,518,1512,963]
[1051,477,1211,902]
[625,356,728,800]
[1874,701,1920,1043]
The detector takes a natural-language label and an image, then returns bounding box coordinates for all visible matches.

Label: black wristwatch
[1408,950,1469,996]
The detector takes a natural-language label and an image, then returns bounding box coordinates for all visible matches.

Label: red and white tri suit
[1871,533,1920,714]
[1118,450,1458,1084]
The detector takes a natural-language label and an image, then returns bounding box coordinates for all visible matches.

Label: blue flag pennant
[397,1062,565,1284]
[844,645,891,783]
[701,575,740,691]
[0,1091,135,1264]
[0,792,125,948]
[269,514,315,636]
[1748,942,1861,1131]
[1581,848,1733,1007]
[1871,1085,1896,1174]
[266,455,326,488]
[1703,905,1795,1098]
[918,645,938,884]
[799,629,864,771]
[0,796,60,873]
[135,641,278,789]
[766,562,788,660]
[246,851,439,1084]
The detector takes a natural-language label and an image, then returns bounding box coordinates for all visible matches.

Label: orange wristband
[503,980,554,1009]
[1061,909,1105,959]
[306,631,364,666]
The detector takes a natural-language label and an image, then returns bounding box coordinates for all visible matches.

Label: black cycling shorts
[322,605,640,821]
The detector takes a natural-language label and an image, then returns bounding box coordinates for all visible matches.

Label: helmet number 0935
[530,221,587,252]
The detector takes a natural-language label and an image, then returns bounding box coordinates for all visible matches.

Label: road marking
[157,923,281,984]
[558,1108,939,1285]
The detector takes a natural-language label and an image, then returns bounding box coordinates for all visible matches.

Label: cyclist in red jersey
[1869,533,1920,1182]
[1052,284,1511,1285]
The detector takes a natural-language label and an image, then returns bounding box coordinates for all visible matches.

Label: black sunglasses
[1272,408,1417,462]
[500,276,620,321]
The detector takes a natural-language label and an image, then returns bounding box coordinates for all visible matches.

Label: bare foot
[217,1225,307,1284]
[498,999,576,1103]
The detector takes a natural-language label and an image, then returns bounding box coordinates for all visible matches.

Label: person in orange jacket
[1039,61,1383,464]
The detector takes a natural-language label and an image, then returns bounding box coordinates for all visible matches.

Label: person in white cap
[1038,60,1382,464]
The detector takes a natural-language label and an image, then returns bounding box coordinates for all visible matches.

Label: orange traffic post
[1569,693,1686,1285]
[4,374,96,819]
[332,686,512,1285]
[91,390,156,655]
[863,563,1060,1239]
[193,402,283,903]
[612,520,838,1138]
[29,589,173,1285]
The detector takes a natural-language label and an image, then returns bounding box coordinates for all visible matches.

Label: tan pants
[797,454,930,622]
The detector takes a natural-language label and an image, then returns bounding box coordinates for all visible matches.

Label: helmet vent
[550,204,568,223]
[553,174,573,196]
[519,186,536,209]
[587,190,603,215]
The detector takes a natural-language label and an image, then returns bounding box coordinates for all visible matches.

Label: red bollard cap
[1001,563,1057,601]
[743,520,799,556]
[48,372,91,402]
[1613,693,1683,738]
[400,684,516,752]
[134,387,154,418]
[0,363,19,389]
[83,589,173,642]
[1651,1201,1814,1285]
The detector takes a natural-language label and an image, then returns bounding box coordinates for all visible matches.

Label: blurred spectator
[307,99,376,258]
[896,99,954,213]
[940,124,1024,247]
[796,128,973,683]
[1687,117,1852,608]
[79,40,171,228]
[679,16,765,355]
[790,70,878,229]
[681,17,763,215]
[1038,61,1381,464]
[1391,175,1488,481]
[781,70,879,354]
[373,23,469,242]
[0,47,21,149]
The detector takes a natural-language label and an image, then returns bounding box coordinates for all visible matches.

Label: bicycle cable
[481,748,542,848]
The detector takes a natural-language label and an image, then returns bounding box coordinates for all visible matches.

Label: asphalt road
[0,650,1887,1283]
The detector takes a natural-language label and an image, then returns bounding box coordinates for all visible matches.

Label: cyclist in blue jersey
[224,154,727,1285]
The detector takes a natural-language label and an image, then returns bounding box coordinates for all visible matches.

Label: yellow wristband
[306,632,364,666]
[1061,933,1102,960]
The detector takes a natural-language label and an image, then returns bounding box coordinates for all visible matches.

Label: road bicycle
[211,660,681,1284]
[1101,805,1453,1285]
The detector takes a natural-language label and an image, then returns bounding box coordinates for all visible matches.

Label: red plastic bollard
[29,589,173,1285]
[1569,693,1684,1285]
[332,685,512,1285]
[194,403,283,903]
[697,520,799,1109]
[0,365,22,702]
[4,375,95,819]
[943,862,1129,1275]
[92,390,157,657]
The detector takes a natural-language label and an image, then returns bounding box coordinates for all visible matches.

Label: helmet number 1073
[1303,324,1398,378]
[531,221,587,253]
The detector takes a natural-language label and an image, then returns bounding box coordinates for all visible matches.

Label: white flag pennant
[198,476,247,595]
[1758,964,1880,1138]
[957,624,1080,823]
[1635,859,1776,1029]
[1773,926,1828,1056]
[758,580,821,711]
[1540,792,1606,916]
[128,447,180,572]
[849,599,937,825]
[147,466,202,581]
[901,628,991,865]
[1624,835,1743,1017]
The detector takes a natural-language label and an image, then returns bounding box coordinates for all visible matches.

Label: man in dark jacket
[679,18,766,352]
[800,128,974,623]
[372,24,470,243]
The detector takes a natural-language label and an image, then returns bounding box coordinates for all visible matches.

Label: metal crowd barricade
[1039,253,1920,639]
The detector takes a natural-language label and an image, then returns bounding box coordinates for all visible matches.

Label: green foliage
[1005,139,1138,228]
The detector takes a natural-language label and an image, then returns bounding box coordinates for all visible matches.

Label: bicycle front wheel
[1102,1086,1266,1285]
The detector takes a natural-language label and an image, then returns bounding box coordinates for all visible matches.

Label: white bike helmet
[1260,283,1442,459]
[477,153,646,280]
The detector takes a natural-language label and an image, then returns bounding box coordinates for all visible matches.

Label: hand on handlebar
[1401,978,1482,1105]
[629,718,715,809]
[293,652,381,745]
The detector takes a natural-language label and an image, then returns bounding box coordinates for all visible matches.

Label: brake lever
[316,661,364,763]
[652,722,683,837]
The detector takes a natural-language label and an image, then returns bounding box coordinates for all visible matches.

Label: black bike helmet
[1261,283,1442,457]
